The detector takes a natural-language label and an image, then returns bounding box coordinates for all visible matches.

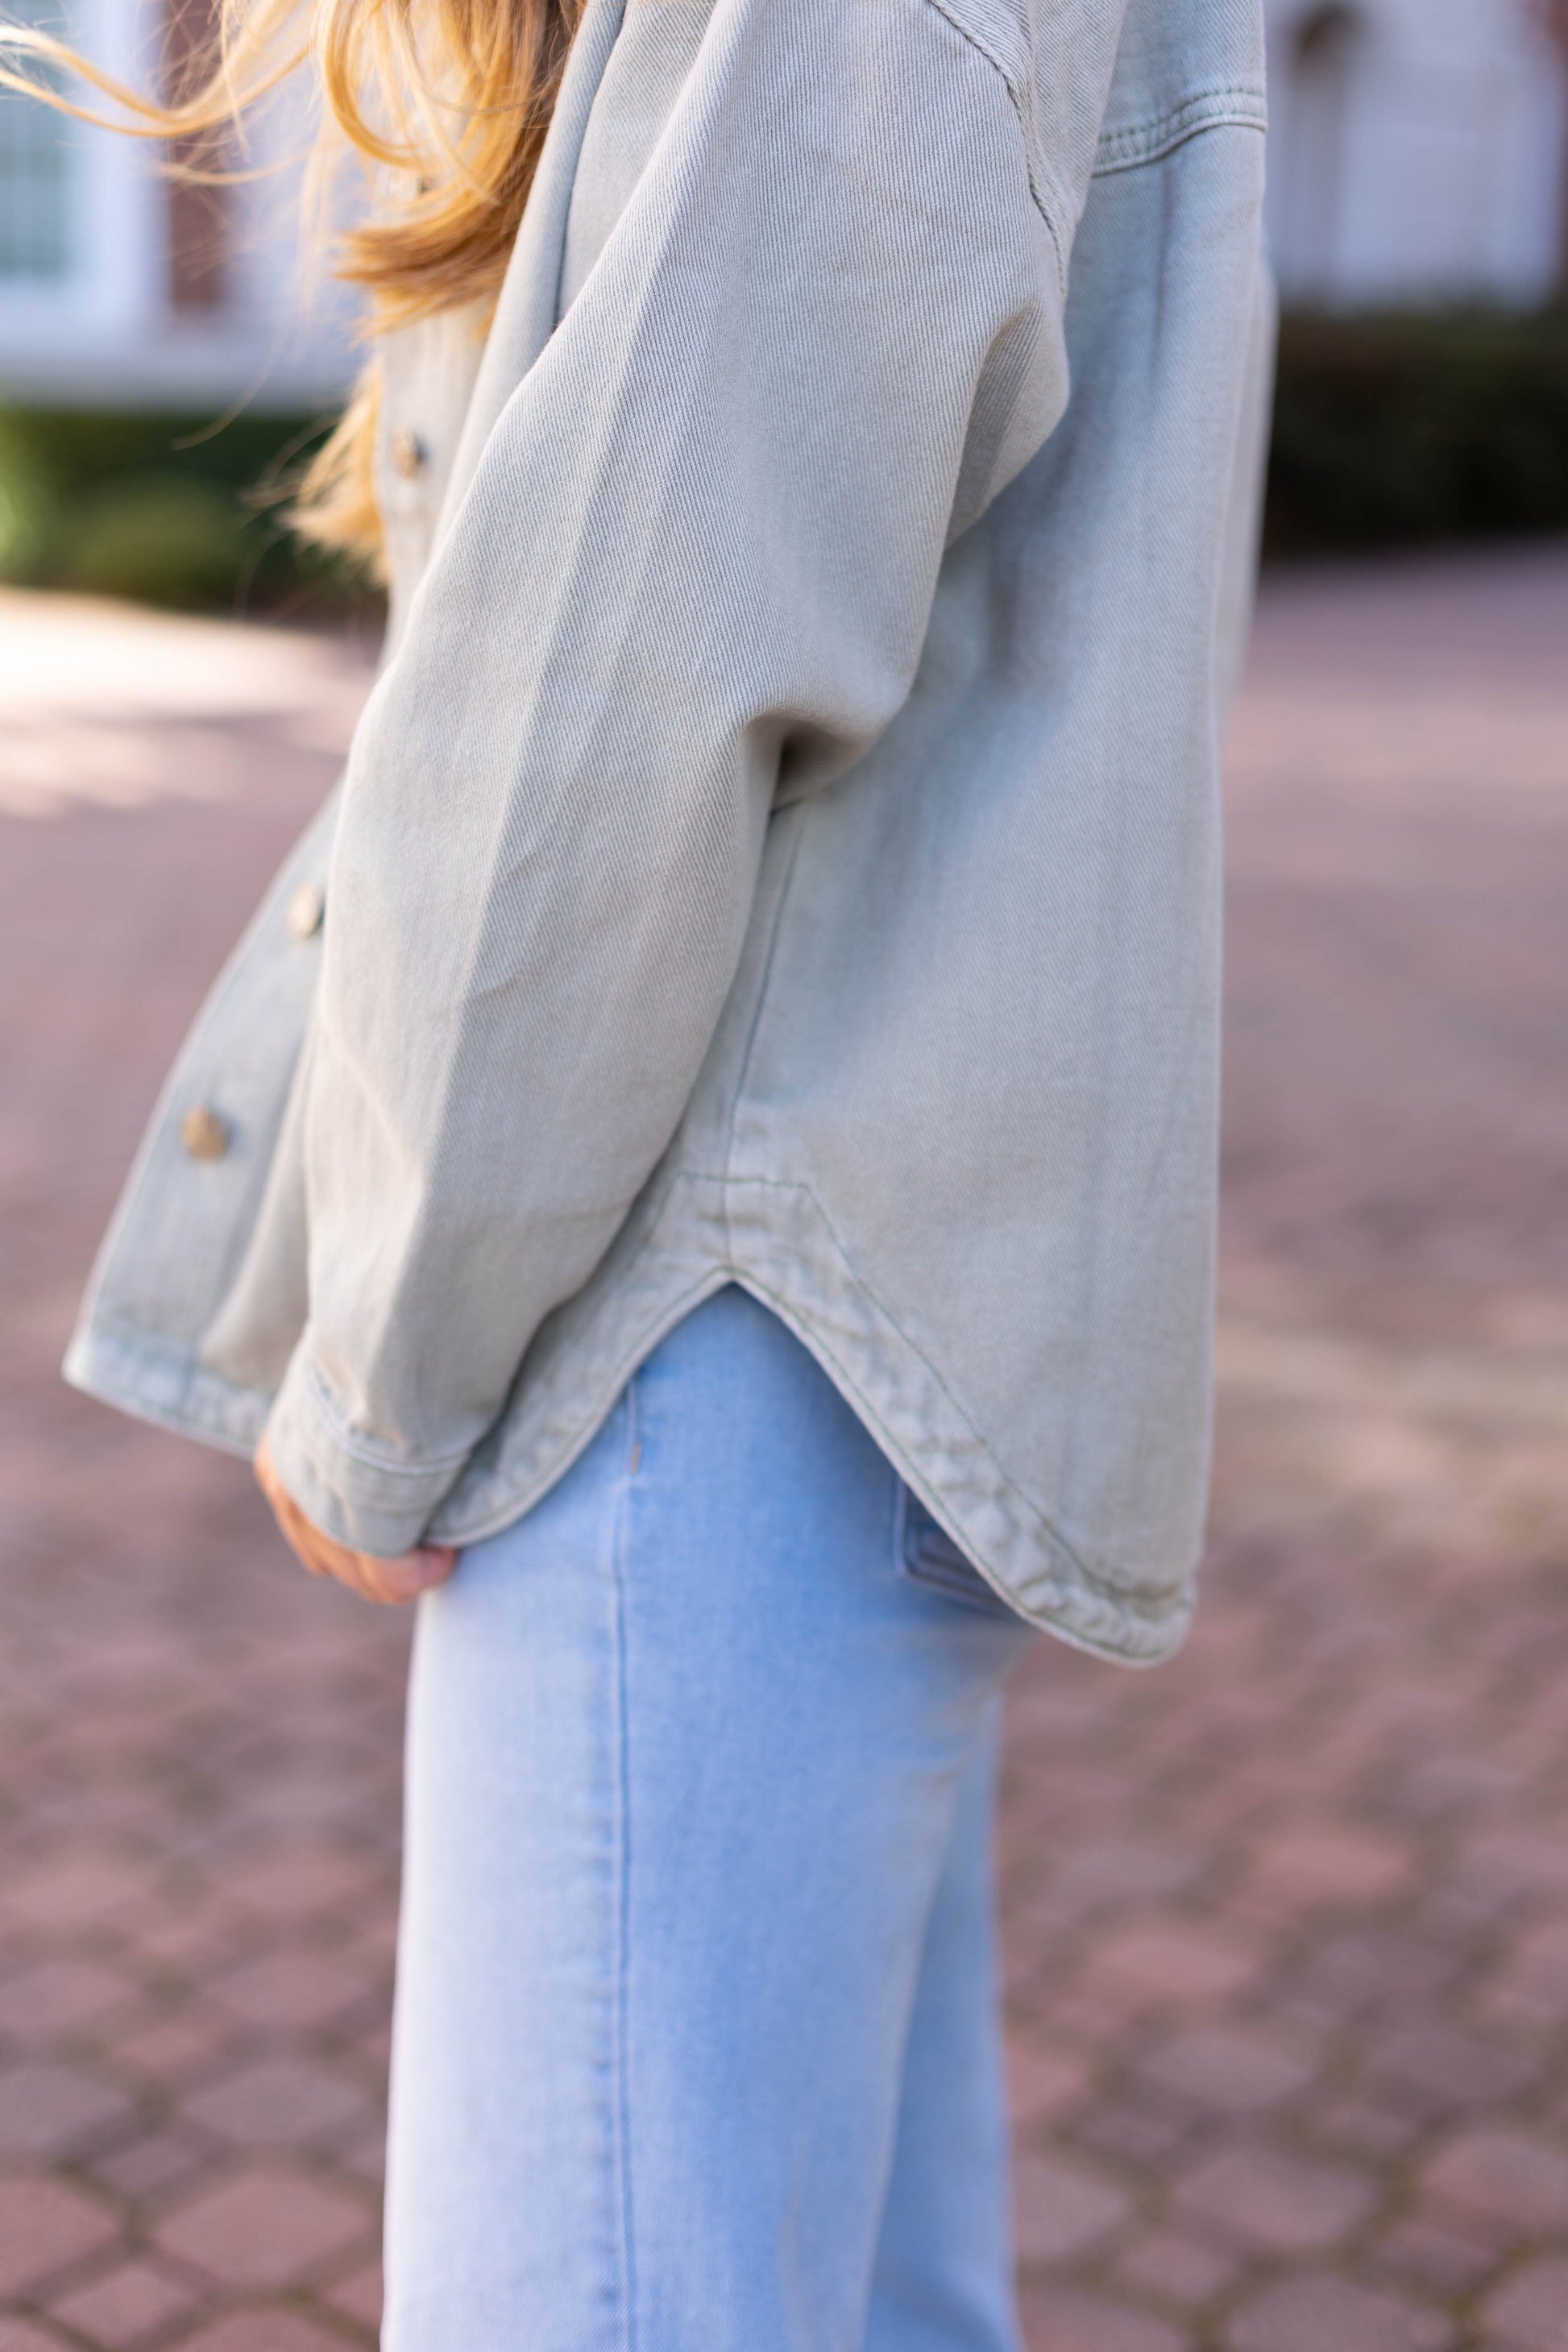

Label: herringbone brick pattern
[2,554,1567,2350]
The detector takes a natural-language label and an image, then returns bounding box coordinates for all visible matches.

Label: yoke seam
[1093,85,1267,176]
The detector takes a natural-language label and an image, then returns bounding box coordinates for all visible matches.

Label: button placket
[286,882,325,940]
[390,427,428,481]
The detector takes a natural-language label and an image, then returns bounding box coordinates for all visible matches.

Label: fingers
[349,1547,458,1606]
[253,1434,458,1605]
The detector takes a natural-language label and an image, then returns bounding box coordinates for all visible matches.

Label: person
[15,0,1271,2332]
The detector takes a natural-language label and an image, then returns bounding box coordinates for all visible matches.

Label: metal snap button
[390,427,427,481]
[180,1104,230,1163]
[286,881,325,940]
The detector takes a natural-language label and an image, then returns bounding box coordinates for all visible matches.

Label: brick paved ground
[2,552,1567,2350]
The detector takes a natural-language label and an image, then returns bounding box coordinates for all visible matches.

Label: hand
[254,1434,458,1605]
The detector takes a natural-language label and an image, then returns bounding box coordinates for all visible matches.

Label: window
[1271,2,1364,301]
[0,2,73,280]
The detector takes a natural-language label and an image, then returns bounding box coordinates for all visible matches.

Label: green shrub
[1266,305,1568,554]
[60,475,243,606]
[0,404,375,615]
[0,411,60,579]
[2,309,1565,608]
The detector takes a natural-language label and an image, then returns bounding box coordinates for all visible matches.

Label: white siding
[0,0,355,409]
[1263,0,1568,307]
[3,0,1566,407]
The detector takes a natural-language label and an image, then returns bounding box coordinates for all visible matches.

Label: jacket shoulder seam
[913,0,1068,291]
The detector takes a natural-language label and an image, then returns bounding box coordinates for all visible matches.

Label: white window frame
[0,0,164,362]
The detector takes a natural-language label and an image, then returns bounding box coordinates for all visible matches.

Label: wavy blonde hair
[0,0,581,566]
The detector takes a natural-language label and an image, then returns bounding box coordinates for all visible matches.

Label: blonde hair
[0,0,582,567]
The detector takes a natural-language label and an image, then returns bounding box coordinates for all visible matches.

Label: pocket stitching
[898,1487,1017,1619]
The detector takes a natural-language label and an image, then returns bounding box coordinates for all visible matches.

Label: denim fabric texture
[64,0,1271,1663]
[384,1287,1035,2350]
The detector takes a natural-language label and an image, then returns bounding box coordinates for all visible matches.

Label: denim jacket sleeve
[262,0,1070,1553]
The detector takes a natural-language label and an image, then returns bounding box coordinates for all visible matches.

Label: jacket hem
[429,1169,1198,1668]
[63,1173,1199,1668]
[63,1319,267,1463]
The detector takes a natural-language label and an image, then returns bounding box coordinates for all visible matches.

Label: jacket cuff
[263,1344,465,1557]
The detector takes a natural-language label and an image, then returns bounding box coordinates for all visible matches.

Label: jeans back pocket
[898,1489,1020,1621]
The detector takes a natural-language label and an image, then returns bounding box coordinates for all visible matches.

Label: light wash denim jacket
[65,0,1271,1664]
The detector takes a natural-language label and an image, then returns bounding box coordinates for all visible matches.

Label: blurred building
[0,0,356,409]
[3,0,1567,416]
[1265,0,1568,306]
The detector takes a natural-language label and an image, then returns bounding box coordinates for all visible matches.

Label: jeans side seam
[611,1410,639,2352]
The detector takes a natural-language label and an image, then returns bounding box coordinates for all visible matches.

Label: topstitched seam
[702,1170,1192,1609]
[914,0,1068,288]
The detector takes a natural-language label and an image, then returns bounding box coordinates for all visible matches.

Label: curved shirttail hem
[433,1170,1196,1669]
[63,1172,1198,1670]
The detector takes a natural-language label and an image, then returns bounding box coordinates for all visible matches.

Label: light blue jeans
[384,1287,1036,2351]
